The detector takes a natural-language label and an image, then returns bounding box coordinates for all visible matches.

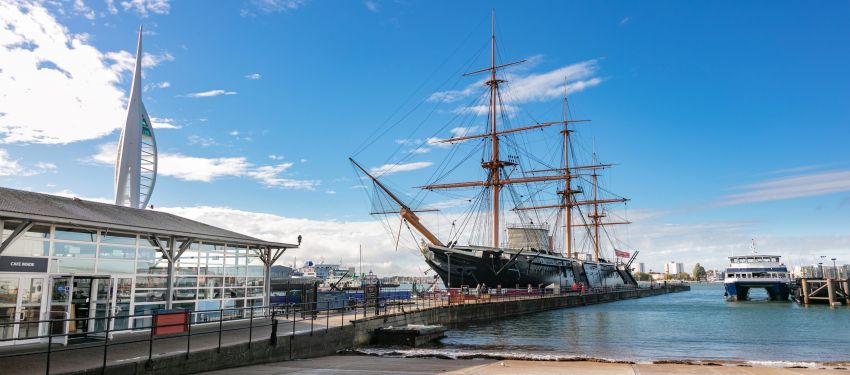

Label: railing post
[310,303,315,336]
[248,306,254,348]
[186,311,192,359]
[217,307,224,353]
[325,300,330,333]
[270,308,278,346]
[147,316,154,367]
[46,320,53,375]
[102,312,112,374]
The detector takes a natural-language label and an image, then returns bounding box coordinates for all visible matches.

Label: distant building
[664,261,684,275]
[706,269,724,282]
[631,262,645,274]
[650,272,665,281]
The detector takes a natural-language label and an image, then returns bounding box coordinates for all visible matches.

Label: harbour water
[367,284,850,366]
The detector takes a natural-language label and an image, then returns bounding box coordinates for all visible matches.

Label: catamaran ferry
[724,254,791,301]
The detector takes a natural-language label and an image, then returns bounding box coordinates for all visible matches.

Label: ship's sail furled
[115,28,158,209]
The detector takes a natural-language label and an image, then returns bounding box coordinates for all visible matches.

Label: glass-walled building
[0,188,296,345]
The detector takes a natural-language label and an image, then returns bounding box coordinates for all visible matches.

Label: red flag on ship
[614,249,630,258]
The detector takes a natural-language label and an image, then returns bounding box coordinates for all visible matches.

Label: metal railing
[0,283,652,375]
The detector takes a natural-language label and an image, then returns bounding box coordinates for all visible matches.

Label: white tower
[115,27,158,209]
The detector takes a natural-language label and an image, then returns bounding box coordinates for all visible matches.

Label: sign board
[364,284,379,307]
[0,256,48,273]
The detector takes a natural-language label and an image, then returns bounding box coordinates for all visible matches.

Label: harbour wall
[81,285,690,375]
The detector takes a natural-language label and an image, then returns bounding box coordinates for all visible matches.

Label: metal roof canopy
[0,187,298,249]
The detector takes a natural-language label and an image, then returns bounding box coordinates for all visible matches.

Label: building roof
[0,187,297,249]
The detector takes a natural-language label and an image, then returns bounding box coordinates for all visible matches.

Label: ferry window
[773,257,779,262]
[747,258,753,263]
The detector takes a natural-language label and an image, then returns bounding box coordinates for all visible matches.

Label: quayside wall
[78,285,690,375]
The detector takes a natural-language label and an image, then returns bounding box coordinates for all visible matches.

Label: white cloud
[90,143,318,188]
[619,17,630,26]
[150,117,179,129]
[120,0,170,16]
[245,73,261,80]
[246,162,319,190]
[228,130,240,136]
[44,189,113,204]
[187,135,217,147]
[430,59,603,113]
[159,154,251,182]
[0,2,173,145]
[106,0,118,14]
[104,50,174,75]
[718,169,850,206]
[364,1,378,12]
[0,149,56,176]
[370,161,433,176]
[72,0,96,20]
[145,81,170,91]
[268,154,285,160]
[184,89,237,98]
[251,0,308,13]
[157,205,422,275]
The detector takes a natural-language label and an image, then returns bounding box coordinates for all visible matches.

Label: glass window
[133,303,164,328]
[136,277,168,288]
[52,258,96,273]
[247,287,263,297]
[225,276,246,287]
[197,287,222,300]
[53,242,96,257]
[172,302,194,312]
[137,259,168,274]
[135,289,166,303]
[55,227,97,242]
[137,248,159,260]
[198,277,223,288]
[97,260,135,274]
[174,289,197,300]
[175,277,197,288]
[247,266,263,277]
[98,245,136,259]
[101,232,137,246]
[2,223,50,239]
[246,277,264,287]
[2,237,49,257]
[225,288,245,298]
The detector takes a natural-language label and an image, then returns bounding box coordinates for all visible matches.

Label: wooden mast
[591,170,602,261]
[562,96,572,258]
[488,9,501,248]
[350,158,445,247]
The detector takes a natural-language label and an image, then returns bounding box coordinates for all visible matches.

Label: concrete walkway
[199,356,850,375]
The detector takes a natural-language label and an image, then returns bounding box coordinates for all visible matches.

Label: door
[0,276,47,346]
[91,278,112,336]
[48,276,72,345]
[112,278,133,333]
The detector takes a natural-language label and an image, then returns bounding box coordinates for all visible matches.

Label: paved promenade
[199,355,850,375]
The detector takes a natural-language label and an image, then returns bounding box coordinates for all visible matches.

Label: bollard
[827,279,836,307]
[802,279,809,305]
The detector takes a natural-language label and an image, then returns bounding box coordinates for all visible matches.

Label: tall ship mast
[352,12,639,289]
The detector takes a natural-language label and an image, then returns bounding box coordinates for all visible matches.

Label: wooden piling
[826,279,835,306]
[843,280,850,305]
[801,279,809,305]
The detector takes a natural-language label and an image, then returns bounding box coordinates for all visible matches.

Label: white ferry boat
[724,254,791,301]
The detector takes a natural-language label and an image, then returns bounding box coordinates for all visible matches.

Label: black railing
[0,284,650,375]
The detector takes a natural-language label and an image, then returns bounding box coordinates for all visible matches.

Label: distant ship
[351,12,639,290]
[724,254,791,301]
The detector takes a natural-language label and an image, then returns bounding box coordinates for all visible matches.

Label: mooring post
[826,278,836,307]
[801,279,809,305]
[843,280,850,305]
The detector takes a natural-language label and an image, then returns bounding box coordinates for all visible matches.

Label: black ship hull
[420,243,637,289]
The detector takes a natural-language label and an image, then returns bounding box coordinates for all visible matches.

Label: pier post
[801,279,809,305]
[826,279,836,307]
[843,280,850,305]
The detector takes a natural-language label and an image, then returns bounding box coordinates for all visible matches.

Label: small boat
[724,254,791,301]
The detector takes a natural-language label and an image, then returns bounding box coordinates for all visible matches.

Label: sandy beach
[199,355,850,374]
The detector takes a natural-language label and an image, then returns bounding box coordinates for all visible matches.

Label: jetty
[0,284,688,375]
[794,278,850,307]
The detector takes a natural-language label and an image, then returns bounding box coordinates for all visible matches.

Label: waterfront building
[631,262,645,274]
[664,261,684,275]
[0,188,297,345]
[115,28,157,209]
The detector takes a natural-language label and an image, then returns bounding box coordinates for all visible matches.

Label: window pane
[52,258,96,273]
[136,259,168,274]
[3,238,49,257]
[135,289,166,303]
[175,277,197,288]
[136,277,168,288]
[54,242,96,257]
[2,223,50,239]
[101,232,137,246]
[98,245,136,259]
[55,227,97,242]
[174,289,197,300]
[97,260,135,274]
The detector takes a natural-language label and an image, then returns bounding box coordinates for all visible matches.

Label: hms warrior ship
[351,13,639,290]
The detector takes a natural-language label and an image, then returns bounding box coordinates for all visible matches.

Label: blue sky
[1,0,849,274]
